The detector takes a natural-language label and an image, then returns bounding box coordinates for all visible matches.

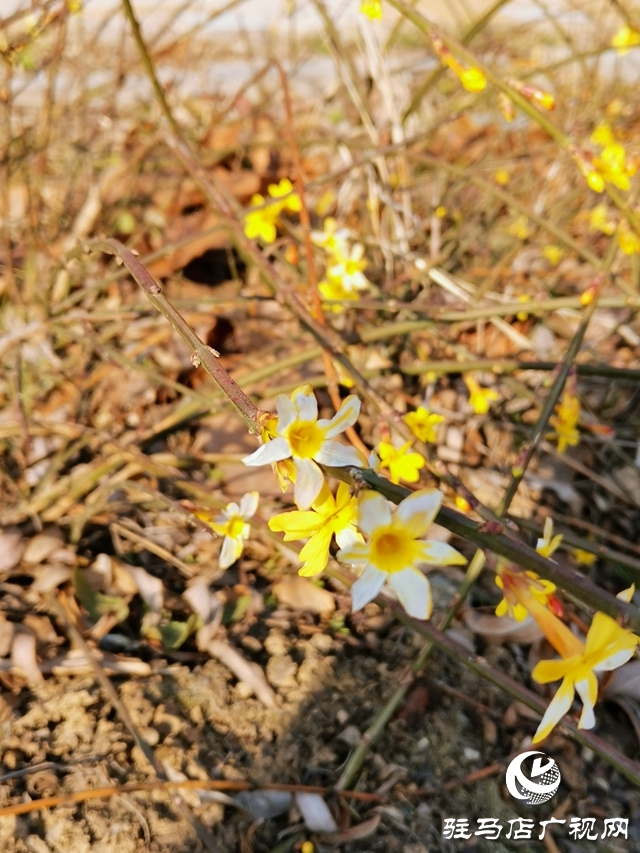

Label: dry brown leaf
[21,527,64,565]
[0,527,26,573]
[463,608,543,645]
[205,639,276,708]
[272,576,335,615]
[331,815,382,843]
[11,631,44,685]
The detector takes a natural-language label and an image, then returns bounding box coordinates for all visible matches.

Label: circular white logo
[505,751,561,805]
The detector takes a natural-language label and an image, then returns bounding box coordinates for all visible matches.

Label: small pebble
[337,725,361,747]
[264,632,290,657]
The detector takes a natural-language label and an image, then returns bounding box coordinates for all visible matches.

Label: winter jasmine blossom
[464,376,499,415]
[403,406,444,444]
[532,611,638,742]
[338,489,466,620]
[194,492,259,569]
[243,386,363,510]
[378,440,425,485]
[268,482,361,577]
[536,518,563,560]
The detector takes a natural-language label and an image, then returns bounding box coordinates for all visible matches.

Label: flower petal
[335,525,360,549]
[298,528,333,576]
[220,535,242,569]
[315,441,364,467]
[396,489,442,537]
[323,395,361,438]
[532,677,575,743]
[357,491,392,535]
[337,541,369,563]
[293,458,324,510]
[293,388,318,422]
[592,645,637,672]
[532,656,579,684]
[275,394,298,432]
[574,673,598,729]
[243,437,291,466]
[416,540,467,566]
[268,509,322,539]
[239,491,259,518]
[388,568,433,620]
[351,564,386,611]
[585,610,637,667]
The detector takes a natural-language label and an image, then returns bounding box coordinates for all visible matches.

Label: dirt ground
[2,1,640,851]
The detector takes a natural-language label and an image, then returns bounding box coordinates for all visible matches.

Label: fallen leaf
[0,527,25,572]
[11,631,43,684]
[294,792,338,833]
[232,790,292,820]
[272,576,335,615]
[463,608,542,644]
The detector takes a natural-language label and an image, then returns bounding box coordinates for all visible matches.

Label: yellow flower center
[369,525,418,574]
[226,516,246,539]
[286,420,325,458]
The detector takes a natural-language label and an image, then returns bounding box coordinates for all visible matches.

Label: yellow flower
[590,122,615,147]
[243,193,279,243]
[378,440,425,484]
[318,276,361,312]
[618,223,640,255]
[459,66,487,93]
[508,215,532,240]
[311,217,350,257]
[594,142,635,191]
[536,517,563,560]
[455,496,471,513]
[338,489,466,619]
[495,568,557,622]
[243,386,363,510]
[574,548,597,566]
[194,492,258,569]
[242,179,301,243]
[429,35,486,94]
[327,243,370,291]
[543,245,564,265]
[435,205,447,218]
[549,390,580,453]
[589,202,616,235]
[585,170,606,193]
[360,0,382,20]
[612,23,640,55]
[267,178,302,213]
[513,295,530,322]
[532,611,638,742]
[571,146,606,193]
[617,584,636,602]
[268,482,361,577]
[403,406,444,444]
[464,376,499,415]
[494,169,510,186]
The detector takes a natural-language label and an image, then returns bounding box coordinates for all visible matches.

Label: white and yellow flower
[536,517,563,560]
[532,611,638,742]
[243,386,363,510]
[327,243,370,291]
[337,489,466,620]
[194,491,258,569]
